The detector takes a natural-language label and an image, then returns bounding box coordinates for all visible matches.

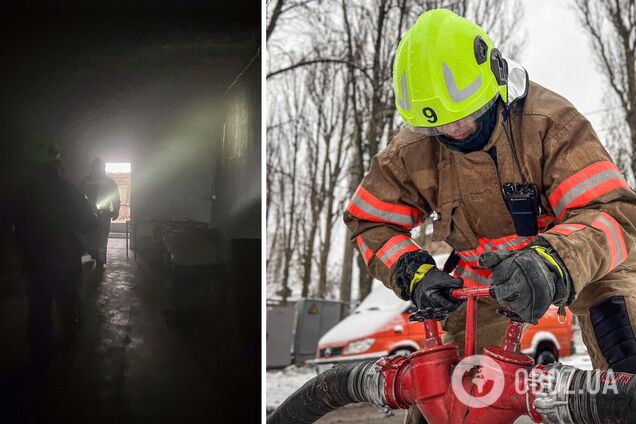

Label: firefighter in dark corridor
[12,141,97,370]
[82,157,120,266]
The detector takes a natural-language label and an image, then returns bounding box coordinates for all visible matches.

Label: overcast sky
[522,0,607,131]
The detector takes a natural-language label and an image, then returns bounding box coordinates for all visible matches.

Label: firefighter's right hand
[411,266,464,313]
[479,249,558,324]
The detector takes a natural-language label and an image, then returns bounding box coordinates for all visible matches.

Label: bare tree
[267,73,309,304]
[267,0,323,40]
[311,66,351,297]
[573,0,636,178]
[298,67,327,298]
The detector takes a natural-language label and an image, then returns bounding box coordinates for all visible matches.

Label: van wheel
[535,349,557,365]
[391,348,414,357]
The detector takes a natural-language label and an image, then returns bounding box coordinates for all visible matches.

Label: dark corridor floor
[0,239,259,423]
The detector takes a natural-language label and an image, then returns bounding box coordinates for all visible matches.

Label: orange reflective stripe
[549,161,629,219]
[481,234,533,252]
[356,236,373,265]
[457,234,533,267]
[538,215,556,231]
[546,223,585,236]
[347,186,421,229]
[376,235,420,268]
[591,212,627,272]
[453,261,492,287]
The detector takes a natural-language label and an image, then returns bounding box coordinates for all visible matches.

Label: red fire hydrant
[374,287,544,424]
[269,286,636,424]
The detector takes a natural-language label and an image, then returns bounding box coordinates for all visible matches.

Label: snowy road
[281,404,536,423]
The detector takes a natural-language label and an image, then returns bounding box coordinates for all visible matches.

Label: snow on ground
[560,352,593,370]
[266,365,317,411]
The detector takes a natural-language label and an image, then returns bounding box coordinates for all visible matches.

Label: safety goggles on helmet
[406,95,499,137]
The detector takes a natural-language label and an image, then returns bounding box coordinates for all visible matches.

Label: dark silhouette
[11,141,97,371]
[81,158,120,266]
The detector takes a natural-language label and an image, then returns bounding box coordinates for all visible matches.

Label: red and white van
[313,281,573,366]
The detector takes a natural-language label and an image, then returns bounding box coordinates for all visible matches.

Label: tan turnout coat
[344,80,636,373]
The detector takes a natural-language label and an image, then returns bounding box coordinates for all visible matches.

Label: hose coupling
[531,363,578,424]
[347,360,387,407]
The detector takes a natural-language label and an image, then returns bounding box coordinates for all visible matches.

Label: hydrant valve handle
[449,286,494,300]
[408,308,448,322]
[449,286,493,357]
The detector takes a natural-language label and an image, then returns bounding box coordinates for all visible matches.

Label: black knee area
[590,296,636,373]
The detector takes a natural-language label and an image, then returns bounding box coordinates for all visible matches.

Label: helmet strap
[436,101,499,154]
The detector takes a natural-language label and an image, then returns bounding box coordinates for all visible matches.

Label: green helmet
[25,140,61,164]
[393,9,508,134]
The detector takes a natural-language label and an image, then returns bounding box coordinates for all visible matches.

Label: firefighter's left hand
[411,267,465,313]
[479,248,565,324]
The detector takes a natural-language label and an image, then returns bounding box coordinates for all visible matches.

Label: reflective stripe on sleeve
[481,235,532,252]
[591,212,627,272]
[376,235,420,268]
[356,236,373,265]
[456,234,533,268]
[549,161,629,220]
[453,262,492,287]
[347,186,421,229]
[538,215,556,231]
[546,223,586,236]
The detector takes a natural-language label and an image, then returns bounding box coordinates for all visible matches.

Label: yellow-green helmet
[393,9,508,134]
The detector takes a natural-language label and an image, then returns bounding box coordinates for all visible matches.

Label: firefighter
[12,141,97,371]
[343,9,636,423]
[82,157,120,266]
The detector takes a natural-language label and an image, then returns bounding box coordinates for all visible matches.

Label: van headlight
[343,338,375,355]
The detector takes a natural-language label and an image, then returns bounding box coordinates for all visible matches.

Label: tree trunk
[280,135,300,305]
[629,115,636,180]
[317,199,336,298]
[339,234,353,314]
[301,222,318,297]
[266,0,285,40]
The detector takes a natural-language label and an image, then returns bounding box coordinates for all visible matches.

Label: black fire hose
[267,360,385,424]
[569,368,636,424]
[534,364,636,423]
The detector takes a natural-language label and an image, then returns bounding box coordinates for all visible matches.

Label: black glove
[397,250,464,313]
[479,240,573,324]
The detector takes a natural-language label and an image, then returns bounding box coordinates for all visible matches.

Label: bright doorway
[105,162,131,223]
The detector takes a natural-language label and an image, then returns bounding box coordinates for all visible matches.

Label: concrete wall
[213,62,261,239]
[1,9,260,234]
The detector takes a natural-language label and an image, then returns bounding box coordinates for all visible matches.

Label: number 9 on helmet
[393,9,508,135]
